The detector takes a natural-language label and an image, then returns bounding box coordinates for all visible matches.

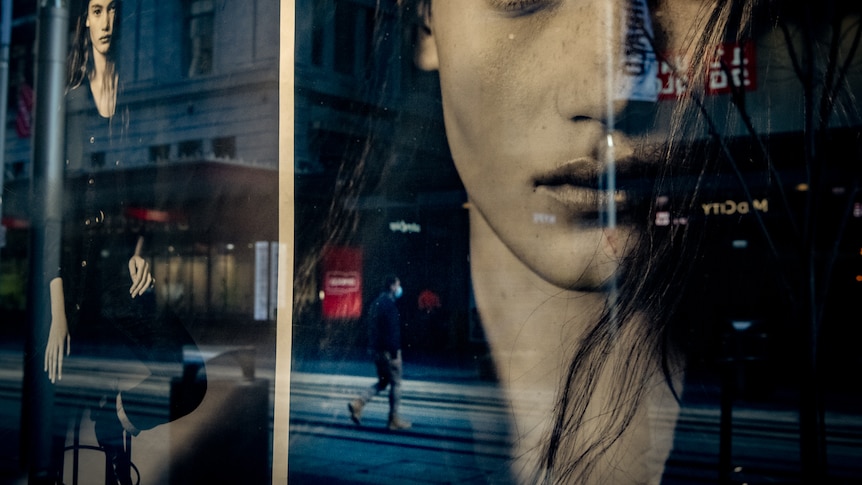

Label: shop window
[213,136,236,159]
[9,161,26,180]
[150,144,171,163]
[178,140,203,159]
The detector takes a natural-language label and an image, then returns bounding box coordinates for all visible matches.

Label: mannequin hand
[128,254,153,298]
[44,314,71,384]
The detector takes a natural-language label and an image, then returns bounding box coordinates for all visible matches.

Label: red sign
[322,246,363,319]
[706,42,757,95]
[125,206,186,223]
[659,42,757,99]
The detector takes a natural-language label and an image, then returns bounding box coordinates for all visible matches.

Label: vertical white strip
[273,0,295,482]
[606,0,620,329]
[605,0,617,227]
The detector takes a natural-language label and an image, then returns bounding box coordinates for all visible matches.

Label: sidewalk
[288,353,862,484]
[288,365,514,484]
[289,349,494,385]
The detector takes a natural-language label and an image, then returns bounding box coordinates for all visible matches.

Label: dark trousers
[356,350,403,417]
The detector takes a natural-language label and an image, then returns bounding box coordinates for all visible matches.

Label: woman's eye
[488,0,556,16]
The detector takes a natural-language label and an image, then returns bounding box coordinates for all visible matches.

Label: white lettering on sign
[533,213,557,224]
[707,43,754,94]
[329,276,356,287]
[389,220,421,233]
[324,271,360,295]
[701,199,768,216]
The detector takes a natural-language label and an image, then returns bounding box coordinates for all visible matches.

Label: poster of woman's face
[285,0,862,484]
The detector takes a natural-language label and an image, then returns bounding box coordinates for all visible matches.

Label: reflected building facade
[1,0,279,331]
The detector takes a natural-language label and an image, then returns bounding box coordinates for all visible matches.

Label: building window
[10,161,26,180]
[311,0,381,79]
[311,0,329,67]
[178,140,203,158]
[90,152,105,169]
[213,136,236,159]
[333,1,375,77]
[185,0,214,77]
[150,144,171,163]
[333,1,357,75]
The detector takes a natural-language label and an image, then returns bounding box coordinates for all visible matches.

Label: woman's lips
[533,157,653,217]
[534,185,625,218]
[534,158,600,189]
[534,158,605,215]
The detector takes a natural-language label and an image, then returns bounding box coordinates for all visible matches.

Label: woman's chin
[533,259,622,293]
[512,229,630,292]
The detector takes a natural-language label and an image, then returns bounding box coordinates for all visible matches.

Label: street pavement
[289,368,515,484]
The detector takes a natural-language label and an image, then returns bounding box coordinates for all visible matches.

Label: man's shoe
[348,399,363,425]
[387,415,411,431]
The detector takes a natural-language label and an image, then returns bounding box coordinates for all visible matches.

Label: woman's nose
[551,0,657,128]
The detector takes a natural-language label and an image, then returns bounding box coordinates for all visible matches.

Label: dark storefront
[2,161,278,337]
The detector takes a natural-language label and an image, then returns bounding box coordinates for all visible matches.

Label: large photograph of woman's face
[289,0,862,484]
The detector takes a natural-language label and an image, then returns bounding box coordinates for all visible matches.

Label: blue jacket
[367,292,401,355]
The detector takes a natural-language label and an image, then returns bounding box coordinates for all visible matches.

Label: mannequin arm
[44,277,71,383]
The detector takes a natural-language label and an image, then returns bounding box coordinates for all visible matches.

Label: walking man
[348,275,411,430]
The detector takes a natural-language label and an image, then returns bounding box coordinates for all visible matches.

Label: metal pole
[799,4,827,481]
[0,0,11,263]
[718,360,735,484]
[21,0,67,482]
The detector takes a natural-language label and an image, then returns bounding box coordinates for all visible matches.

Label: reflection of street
[289,371,515,484]
[288,360,862,484]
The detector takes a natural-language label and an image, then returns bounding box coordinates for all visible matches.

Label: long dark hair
[537,3,751,480]
[539,0,862,482]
